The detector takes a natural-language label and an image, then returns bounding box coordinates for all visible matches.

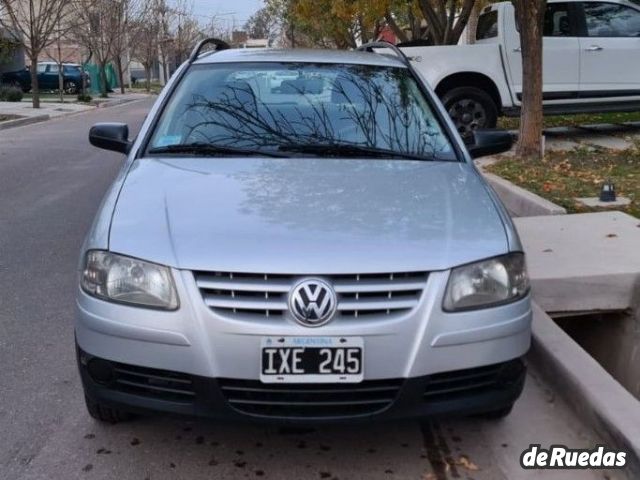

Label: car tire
[64,81,78,95]
[481,403,514,420]
[441,86,498,142]
[84,395,133,424]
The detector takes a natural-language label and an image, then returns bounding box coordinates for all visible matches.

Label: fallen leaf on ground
[457,455,480,471]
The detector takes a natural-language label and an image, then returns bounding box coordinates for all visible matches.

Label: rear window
[476,11,499,40]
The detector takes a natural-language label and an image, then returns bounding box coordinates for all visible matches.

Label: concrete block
[514,212,640,313]
[580,135,633,150]
[576,197,632,208]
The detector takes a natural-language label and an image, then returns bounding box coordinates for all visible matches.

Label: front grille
[219,379,403,418]
[423,360,523,402]
[194,271,428,321]
[110,362,196,402]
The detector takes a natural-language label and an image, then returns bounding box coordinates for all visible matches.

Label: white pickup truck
[402,0,640,138]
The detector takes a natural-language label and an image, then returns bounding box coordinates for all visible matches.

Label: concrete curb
[530,303,640,478]
[95,97,150,109]
[0,114,50,131]
[483,172,567,217]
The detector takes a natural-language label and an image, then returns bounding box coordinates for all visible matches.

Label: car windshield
[148,62,456,160]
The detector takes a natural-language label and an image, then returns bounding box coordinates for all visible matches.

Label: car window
[149,62,455,160]
[48,64,59,74]
[544,3,573,36]
[583,2,640,37]
[36,64,47,73]
[476,11,499,40]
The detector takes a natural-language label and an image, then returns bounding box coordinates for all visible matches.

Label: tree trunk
[145,66,151,93]
[466,3,481,44]
[30,57,40,109]
[58,65,64,102]
[98,61,108,98]
[116,56,125,94]
[512,0,546,160]
[385,10,409,43]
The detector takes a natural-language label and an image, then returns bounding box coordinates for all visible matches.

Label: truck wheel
[64,81,78,95]
[85,395,133,424]
[441,87,498,142]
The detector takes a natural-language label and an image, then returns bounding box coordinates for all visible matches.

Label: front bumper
[75,268,531,422]
[78,346,526,423]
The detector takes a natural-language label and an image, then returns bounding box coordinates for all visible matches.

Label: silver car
[76,40,531,423]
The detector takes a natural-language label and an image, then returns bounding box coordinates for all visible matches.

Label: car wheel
[84,395,133,424]
[481,403,514,420]
[64,81,78,95]
[441,86,498,143]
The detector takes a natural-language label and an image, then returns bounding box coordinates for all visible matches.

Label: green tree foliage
[265,0,485,47]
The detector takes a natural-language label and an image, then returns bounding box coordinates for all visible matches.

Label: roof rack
[356,41,414,68]
[188,38,231,64]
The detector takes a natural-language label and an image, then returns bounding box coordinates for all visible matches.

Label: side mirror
[89,123,132,154]
[467,129,513,159]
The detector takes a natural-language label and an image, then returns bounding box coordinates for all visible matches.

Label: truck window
[476,11,498,40]
[544,3,573,36]
[583,2,640,37]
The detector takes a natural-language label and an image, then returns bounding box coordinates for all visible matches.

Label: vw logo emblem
[288,278,337,327]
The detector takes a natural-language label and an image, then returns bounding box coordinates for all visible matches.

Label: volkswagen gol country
[76,40,531,423]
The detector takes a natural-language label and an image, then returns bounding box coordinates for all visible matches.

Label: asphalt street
[0,99,621,480]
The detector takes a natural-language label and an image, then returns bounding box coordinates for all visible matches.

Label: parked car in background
[76,40,531,425]
[403,0,640,139]
[1,62,90,94]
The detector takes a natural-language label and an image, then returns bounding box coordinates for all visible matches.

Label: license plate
[260,337,364,383]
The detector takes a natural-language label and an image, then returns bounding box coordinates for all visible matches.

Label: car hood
[109,157,508,273]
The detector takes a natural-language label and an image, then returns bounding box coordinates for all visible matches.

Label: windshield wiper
[278,143,437,161]
[148,143,288,158]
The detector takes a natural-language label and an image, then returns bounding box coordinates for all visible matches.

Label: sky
[181,0,263,31]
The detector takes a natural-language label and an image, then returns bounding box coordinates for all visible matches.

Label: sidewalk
[0,92,152,127]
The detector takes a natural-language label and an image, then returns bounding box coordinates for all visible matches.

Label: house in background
[0,27,25,74]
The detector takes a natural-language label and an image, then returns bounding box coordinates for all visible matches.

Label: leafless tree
[68,0,121,97]
[44,18,81,101]
[167,1,205,68]
[0,0,71,108]
[131,13,161,92]
[110,0,147,94]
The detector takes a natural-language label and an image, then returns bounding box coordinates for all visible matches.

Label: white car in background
[403,0,640,138]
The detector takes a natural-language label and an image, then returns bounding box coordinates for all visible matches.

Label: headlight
[81,251,179,310]
[443,253,529,312]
